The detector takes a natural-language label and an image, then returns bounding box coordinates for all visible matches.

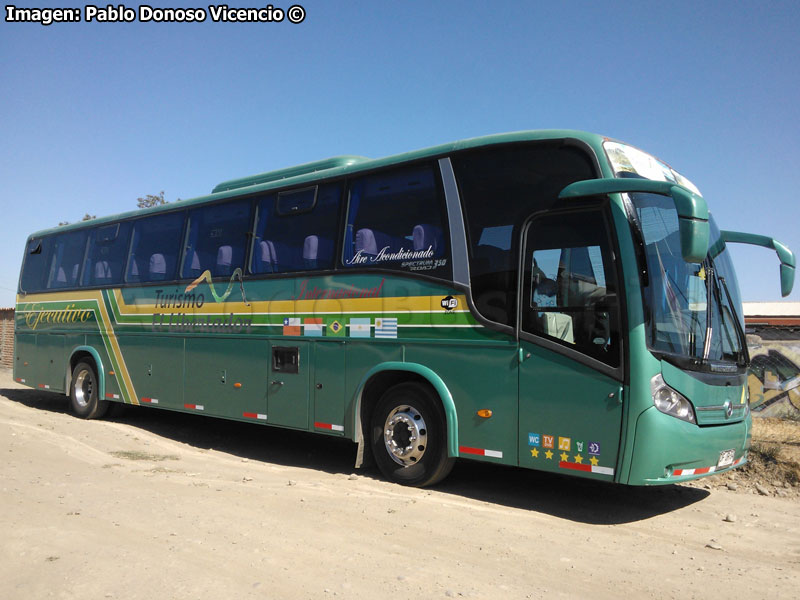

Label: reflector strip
[559,461,615,476]
[459,446,503,459]
[38,384,50,389]
[314,422,344,432]
[16,378,25,383]
[105,393,120,399]
[184,403,204,411]
[243,412,268,421]
[140,397,159,404]
[672,456,744,477]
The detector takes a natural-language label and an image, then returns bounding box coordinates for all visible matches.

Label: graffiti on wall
[747,335,800,418]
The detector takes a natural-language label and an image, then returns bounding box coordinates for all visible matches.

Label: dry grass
[741,417,800,488]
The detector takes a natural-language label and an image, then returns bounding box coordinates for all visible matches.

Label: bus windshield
[630,193,746,369]
[603,140,746,370]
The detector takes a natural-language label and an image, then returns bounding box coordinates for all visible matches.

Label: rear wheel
[370,382,454,487]
[69,361,109,419]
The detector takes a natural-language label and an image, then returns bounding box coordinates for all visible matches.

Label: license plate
[717,449,735,468]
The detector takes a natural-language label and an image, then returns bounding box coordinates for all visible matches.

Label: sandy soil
[1,368,798,599]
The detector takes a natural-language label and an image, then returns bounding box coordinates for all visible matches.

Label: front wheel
[69,361,109,419]
[370,382,454,487]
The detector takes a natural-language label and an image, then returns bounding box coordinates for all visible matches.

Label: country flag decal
[304,318,323,337]
[283,317,301,336]
[374,317,398,339]
[349,317,371,338]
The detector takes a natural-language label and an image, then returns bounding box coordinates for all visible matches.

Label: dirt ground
[1,368,798,600]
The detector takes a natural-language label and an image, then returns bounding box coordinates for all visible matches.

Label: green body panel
[313,341,347,434]
[213,155,369,193]
[628,406,750,484]
[122,336,185,409]
[518,340,623,481]
[184,337,269,421]
[37,334,66,392]
[13,333,36,386]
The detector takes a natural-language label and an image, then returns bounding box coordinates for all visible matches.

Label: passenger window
[182,200,252,279]
[343,165,450,277]
[452,143,597,327]
[20,236,54,293]
[522,210,620,367]
[126,212,185,283]
[82,222,132,287]
[45,230,88,289]
[251,183,341,274]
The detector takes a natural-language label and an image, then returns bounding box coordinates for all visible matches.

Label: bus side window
[125,212,185,283]
[45,230,89,290]
[342,164,451,278]
[181,199,252,279]
[251,183,342,274]
[82,222,132,287]
[522,211,620,367]
[20,237,54,293]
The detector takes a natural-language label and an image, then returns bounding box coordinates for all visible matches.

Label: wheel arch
[67,346,106,400]
[352,362,458,468]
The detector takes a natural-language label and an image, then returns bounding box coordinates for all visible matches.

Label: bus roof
[28,129,608,239]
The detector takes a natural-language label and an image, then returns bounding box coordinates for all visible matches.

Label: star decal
[530,448,539,458]
[590,456,599,467]
[574,454,584,464]
[560,451,569,462]
[545,449,553,460]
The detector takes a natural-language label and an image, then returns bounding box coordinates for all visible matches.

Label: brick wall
[0,309,14,369]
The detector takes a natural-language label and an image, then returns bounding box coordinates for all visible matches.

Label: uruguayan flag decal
[374,317,398,339]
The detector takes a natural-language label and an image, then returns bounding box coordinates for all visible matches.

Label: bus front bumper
[626,406,751,485]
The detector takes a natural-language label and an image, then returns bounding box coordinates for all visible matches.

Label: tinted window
[19,236,54,293]
[45,230,88,289]
[343,165,450,277]
[182,200,252,279]
[82,222,132,287]
[522,210,620,366]
[277,187,316,215]
[126,212,185,283]
[453,143,596,326]
[251,183,341,274]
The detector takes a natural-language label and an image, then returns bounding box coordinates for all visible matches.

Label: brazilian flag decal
[326,318,345,337]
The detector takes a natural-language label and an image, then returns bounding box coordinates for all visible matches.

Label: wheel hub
[73,369,92,408]
[383,405,427,467]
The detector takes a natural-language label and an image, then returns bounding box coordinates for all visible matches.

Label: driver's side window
[523,210,620,367]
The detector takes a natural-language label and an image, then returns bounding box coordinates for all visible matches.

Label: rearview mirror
[720,230,796,297]
[559,178,709,263]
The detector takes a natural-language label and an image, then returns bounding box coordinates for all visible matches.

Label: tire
[370,382,455,487]
[69,361,109,419]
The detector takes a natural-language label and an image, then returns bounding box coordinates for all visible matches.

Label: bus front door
[516,208,624,481]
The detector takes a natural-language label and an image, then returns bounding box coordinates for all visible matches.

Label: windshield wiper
[717,274,749,366]
[701,263,713,362]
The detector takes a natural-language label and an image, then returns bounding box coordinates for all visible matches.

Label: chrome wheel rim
[73,369,93,409]
[383,404,427,467]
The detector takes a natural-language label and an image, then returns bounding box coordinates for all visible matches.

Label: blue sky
[1,0,798,307]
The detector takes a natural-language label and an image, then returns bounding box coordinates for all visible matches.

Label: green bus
[14,130,795,487]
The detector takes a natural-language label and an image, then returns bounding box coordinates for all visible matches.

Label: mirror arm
[720,230,796,297]
[559,178,709,263]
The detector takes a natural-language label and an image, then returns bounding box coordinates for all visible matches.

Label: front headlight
[651,374,696,424]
